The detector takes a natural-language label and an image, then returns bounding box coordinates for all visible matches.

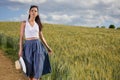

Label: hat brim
[19,57,26,73]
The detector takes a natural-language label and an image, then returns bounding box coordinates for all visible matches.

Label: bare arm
[18,21,25,57]
[39,31,52,53]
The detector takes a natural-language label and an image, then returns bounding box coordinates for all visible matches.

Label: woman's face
[29,7,38,18]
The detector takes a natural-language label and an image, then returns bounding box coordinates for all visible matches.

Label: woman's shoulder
[20,20,26,28]
[21,20,27,25]
[21,20,26,24]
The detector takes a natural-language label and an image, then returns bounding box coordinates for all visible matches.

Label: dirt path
[0,50,28,80]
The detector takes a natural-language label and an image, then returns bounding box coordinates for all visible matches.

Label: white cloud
[10,14,28,21]
[101,0,114,4]
[104,15,120,24]
[54,0,98,7]
[8,7,19,11]
[51,14,77,22]
[54,0,65,3]
[40,13,47,20]
[9,0,47,4]
[76,0,98,7]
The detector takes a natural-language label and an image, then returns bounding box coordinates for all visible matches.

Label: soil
[0,50,28,80]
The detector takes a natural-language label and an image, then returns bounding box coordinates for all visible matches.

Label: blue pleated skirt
[22,39,51,79]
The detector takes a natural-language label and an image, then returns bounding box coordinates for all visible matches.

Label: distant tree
[96,26,99,28]
[116,27,120,30]
[101,26,106,28]
[109,24,115,29]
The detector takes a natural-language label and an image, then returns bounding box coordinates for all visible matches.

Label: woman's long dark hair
[28,5,43,31]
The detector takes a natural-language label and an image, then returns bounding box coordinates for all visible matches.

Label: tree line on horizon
[96,24,120,29]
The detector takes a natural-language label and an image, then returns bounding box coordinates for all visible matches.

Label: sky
[0,0,120,28]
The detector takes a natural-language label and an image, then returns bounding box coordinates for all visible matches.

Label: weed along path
[0,50,27,80]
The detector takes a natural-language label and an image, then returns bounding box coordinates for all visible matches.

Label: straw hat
[15,60,21,70]
[15,57,26,73]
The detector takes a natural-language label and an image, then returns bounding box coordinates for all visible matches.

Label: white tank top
[24,20,39,39]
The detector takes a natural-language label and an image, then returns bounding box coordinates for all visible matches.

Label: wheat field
[0,22,120,80]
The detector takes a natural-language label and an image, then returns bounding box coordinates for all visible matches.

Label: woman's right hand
[18,49,22,58]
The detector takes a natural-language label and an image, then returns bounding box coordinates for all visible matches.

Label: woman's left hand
[47,47,52,54]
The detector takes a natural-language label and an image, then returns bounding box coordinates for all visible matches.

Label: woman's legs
[29,77,41,80]
[29,77,33,80]
[33,78,41,80]
[33,78,39,80]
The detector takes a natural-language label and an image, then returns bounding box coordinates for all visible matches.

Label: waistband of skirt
[24,39,40,42]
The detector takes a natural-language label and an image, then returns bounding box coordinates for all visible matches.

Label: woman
[18,5,52,80]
